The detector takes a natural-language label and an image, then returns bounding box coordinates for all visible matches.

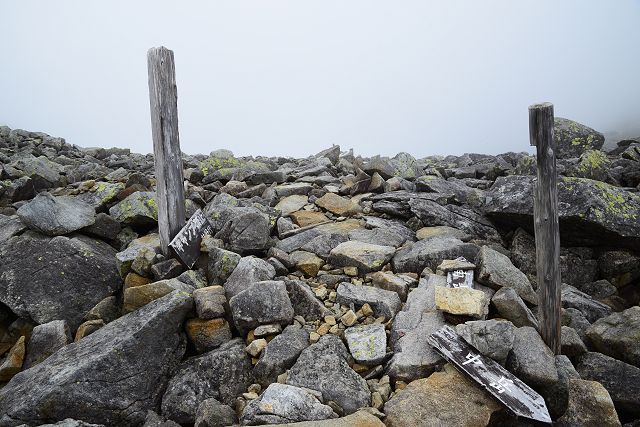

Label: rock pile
[0,120,638,426]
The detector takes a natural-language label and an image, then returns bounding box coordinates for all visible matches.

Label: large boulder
[228,281,294,334]
[506,326,558,387]
[215,210,272,255]
[0,233,121,330]
[0,291,193,426]
[586,306,640,368]
[554,117,604,159]
[109,191,158,227]
[17,193,95,236]
[253,325,309,386]
[485,175,640,250]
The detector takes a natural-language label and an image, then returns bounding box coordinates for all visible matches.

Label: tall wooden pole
[147,47,186,256]
[529,102,561,354]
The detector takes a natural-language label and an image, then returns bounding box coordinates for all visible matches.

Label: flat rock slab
[328,241,395,273]
[344,324,387,366]
[0,291,193,427]
[336,282,401,320]
[0,233,121,330]
[435,286,489,319]
[17,193,95,236]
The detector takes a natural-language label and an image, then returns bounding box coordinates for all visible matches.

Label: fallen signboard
[427,325,551,424]
[169,209,214,268]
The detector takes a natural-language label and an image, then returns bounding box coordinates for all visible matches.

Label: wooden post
[147,47,186,256]
[529,102,561,354]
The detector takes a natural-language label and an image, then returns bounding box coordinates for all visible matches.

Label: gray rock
[540,355,581,420]
[17,193,95,236]
[142,411,181,427]
[475,245,538,305]
[194,398,237,427]
[554,117,604,159]
[561,284,611,323]
[491,287,539,328]
[10,155,63,189]
[276,228,323,253]
[114,233,161,278]
[579,279,617,299]
[254,325,310,386]
[287,335,370,415]
[109,191,158,227]
[455,319,515,363]
[0,291,193,426]
[207,247,241,285]
[224,256,276,299]
[561,326,587,358]
[76,182,125,211]
[84,296,120,324]
[506,326,558,387]
[586,306,640,367]
[598,250,640,288]
[215,210,272,255]
[347,228,405,248]
[241,383,338,425]
[328,241,395,274]
[300,233,348,260]
[368,271,415,302]
[576,352,640,418]
[556,379,621,427]
[316,145,341,165]
[0,215,26,245]
[285,280,331,321]
[392,236,479,274]
[229,281,295,334]
[36,419,106,427]
[363,216,415,243]
[336,282,401,320]
[0,233,121,330]
[562,308,592,341]
[344,324,386,366]
[82,212,121,240]
[274,183,313,198]
[193,286,227,319]
[23,320,71,369]
[161,338,253,424]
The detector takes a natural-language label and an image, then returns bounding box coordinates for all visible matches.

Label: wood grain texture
[147,47,186,256]
[529,102,562,355]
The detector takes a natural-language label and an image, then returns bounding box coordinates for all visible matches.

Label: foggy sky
[2,1,639,158]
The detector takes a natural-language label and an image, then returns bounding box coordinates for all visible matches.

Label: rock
[561,326,587,358]
[0,233,121,330]
[151,259,184,281]
[0,291,193,426]
[316,145,341,165]
[392,237,479,274]
[161,338,253,424]
[10,155,63,189]
[229,281,295,334]
[384,365,501,427]
[540,354,581,420]
[274,183,313,198]
[74,319,105,341]
[194,398,237,427]
[285,280,332,321]
[347,228,405,248]
[82,212,121,240]
[290,210,329,227]
[84,296,120,323]
[475,246,538,305]
[246,338,267,357]
[193,286,227,319]
[241,383,338,425]
[485,175,640,250]
[562,308,592,341]
[314,193,361,216]
[455,319,515,363]
[254,324,282,338]
[434,286,489,319]
[186,318,232,353]
[207,247,241,285]
[363,216,416,243]
[123,278,194,313]
[254,325,309,386]
[16,193,95,236]
[287,335,370,415]
[23,320,71,369]
[586,306,640,367]
[109,191,158,227]
[142,410,181,427]
[276,195,308,216]
[76,182,124,211]
[224,256,276,299]
[336,282,401,320]
[36,419,106,427]
[491,287,539,328]
[506,326,558,387]
[554,117,605,159]
[0,215,26,245]
[368,271,414,302]
[561,284,612,323]
[300,233,349,260]
[576,352,640,418]
[416,225,471,242]
[215,210,272,255]
[597,250,640,288]
[255,410,383,427]
[328,241,395,273]
[290,250,324,277]
[344,324,386,366]
[579,279,617,299]
[0,336,25,381]
[556,379,621,427]
[114,233,161,278]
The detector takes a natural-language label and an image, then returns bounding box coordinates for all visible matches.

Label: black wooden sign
[427,325,551,424]
[169,209,214,268]
[446,269,474,288]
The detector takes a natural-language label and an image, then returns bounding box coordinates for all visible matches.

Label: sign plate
[446,269,474,288]
[427,325,551,424]
[169,209,214,268]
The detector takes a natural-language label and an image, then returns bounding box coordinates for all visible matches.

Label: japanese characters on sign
[427,325,551,424]
[169,209,214,268]
[446,269,474,288]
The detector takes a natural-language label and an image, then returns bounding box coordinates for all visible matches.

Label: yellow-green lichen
[199,156,241,176]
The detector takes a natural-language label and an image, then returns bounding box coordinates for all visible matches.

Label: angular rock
[586,306,640,367]
[0,215,26,245]
[300,233,348,259]
[284,280,331,321]
[194,398,237,427]
[392,237,479,274]
[185,318,232,353]
[561,326,587,358]
[561,284,611,323]
[287,335,370,415]
[123,278,194,313]
[142,410,181,427]
[23,320,71,369]
[491,287,539,328]
[0,336,25,381]
[368,271,414,302]
[84,296,120,324]
[82,212,121,240]
[193,286,227,319]
[562,308,592,341]
[150,259,184,281]
[276,195,308,216]
[207,247,241,285]
[114,233,161,278]
[0,291,193,426]
[229,281,294,334]
[109,191,158,227]
[314,193,361,216]
[344,324,386,366]
[336,282,401,320]
[455,319,515,363]
[0,233,121,330]
[224,256,276,299]
[416,225,471,242]
[290,250,324,277]
[347,228,405,248]
[435,286,489,319]
[17,193,95,236]
[556,379,621,427]
[328,241,395,273]
[554,117,605,159]
[161,339,252,424]
[254,325,309,386]
[289,210,329,227]
[215,210,272,255]
[506,326,558,387]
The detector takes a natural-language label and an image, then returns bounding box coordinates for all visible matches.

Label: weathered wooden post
[147,47,186,256]
[529,102,561,354]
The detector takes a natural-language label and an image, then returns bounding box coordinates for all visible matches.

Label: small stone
[74,319,105,341]
[290,250,325,277]
[344,266,358,276]
[317,323,331,336]
[437,257,475,272]
[243,392,259,400]
[324,315,337,326]
[341,310,358,327]
[150,259,184,281]
[435,286,489,319]
[124,272,152,290]
[361,303,374,317]
[309,332,321,343]
[23,320,71,369]
[246,339,267,357]
[186,318,232,353]
[344,324,387,366]
[254,324,282,338]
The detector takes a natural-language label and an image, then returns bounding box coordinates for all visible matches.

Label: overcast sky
[2,1,639,158]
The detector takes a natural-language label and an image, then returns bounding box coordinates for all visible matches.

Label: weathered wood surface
[169,209,214,268]
[428,325,551,424]
[529,102,562,354]
[147,46,186,256]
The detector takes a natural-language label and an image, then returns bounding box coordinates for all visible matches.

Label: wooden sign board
[446,269,474,288]
[169,209,214,268]
[427,325,551,424]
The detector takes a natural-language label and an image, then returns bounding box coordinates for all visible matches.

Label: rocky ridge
[0,120,639,426]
